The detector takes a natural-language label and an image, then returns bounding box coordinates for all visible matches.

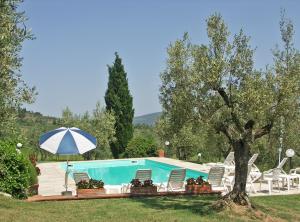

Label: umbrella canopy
[39,127,97,155]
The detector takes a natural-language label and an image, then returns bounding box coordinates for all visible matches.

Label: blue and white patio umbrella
[39,127,97,195]
[39,127,97,155]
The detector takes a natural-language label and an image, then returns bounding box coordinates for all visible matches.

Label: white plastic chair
[262,158,299,190]
[260,168,281,194]
[289,168,300,189]
[279,167,300,190]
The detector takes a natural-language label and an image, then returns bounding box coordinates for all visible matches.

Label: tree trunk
[222,139,252,207]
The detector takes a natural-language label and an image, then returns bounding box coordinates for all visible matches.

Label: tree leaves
[159,13,300,163]
[0,0,36,138]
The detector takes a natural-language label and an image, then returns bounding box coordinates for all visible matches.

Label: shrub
[0,140,31,199]
[124,135,158,158]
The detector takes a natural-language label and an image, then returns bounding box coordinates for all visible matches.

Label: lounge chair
[121,169,152,193]
[248,153,258,166]
[73,172,90,184]
[223,152,235,166]
[207,166,228,192]
[207,152,235,167]
[248,153,262,182]
[264,157,288,175]
[278,158,288,169]
[135,169,152,183]
[157,169,186,192]
[224,153,261,182]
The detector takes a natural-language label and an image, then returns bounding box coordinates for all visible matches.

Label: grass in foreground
[0,194,299,222]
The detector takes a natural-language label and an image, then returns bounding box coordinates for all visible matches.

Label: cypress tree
[105,52,134,158]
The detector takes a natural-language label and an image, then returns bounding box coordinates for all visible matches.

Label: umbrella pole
[65,158,69,191]
[62,157,73,196]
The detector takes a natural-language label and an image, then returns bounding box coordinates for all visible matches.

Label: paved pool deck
[37,157,300,197]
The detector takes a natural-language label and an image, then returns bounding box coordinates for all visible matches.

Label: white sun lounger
[207,152,235,168]
[157,169,186,192]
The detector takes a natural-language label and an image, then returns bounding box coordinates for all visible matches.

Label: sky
[20,0,300,117]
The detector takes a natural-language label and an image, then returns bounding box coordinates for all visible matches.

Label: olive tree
[159,13,300,206]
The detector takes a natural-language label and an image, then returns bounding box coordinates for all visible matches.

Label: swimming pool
[62,159,207,185]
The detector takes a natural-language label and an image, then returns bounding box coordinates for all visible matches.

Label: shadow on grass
[129,195,220,216]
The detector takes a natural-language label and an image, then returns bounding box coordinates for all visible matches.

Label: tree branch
[216,87,244,133]
[243,120,255,143]
[215,123,234,145]
[217,87,231,107]
[231,111,244,133]
[254,123,273,140]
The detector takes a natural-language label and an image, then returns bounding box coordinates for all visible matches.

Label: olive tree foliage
[158,13,300,206]
[267,12,300,164]
[60,102,116,160]
[241,11,300,170]
[0,0,36,138]
[157,32,211,160]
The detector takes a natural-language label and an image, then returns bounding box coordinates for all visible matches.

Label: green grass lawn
[0,194,299,222]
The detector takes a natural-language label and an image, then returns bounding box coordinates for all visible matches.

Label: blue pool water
[62,159,207,185]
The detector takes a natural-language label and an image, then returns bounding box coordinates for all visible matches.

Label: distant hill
[133,112,161,126]
[18,109,161,131]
